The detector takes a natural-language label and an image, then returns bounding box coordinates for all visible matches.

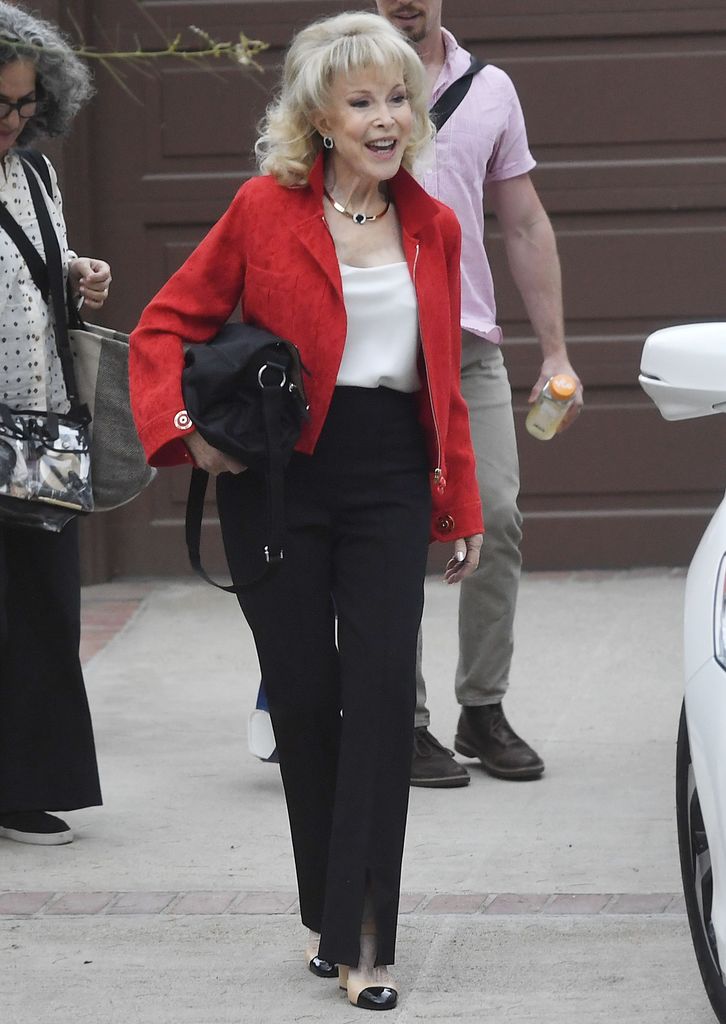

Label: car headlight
[715,554,726,670]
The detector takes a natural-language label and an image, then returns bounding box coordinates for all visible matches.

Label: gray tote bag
[70,323,156,510]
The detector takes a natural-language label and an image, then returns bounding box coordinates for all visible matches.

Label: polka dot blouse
[0,150,75,413]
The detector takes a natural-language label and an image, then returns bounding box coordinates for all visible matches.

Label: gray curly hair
[0,1,93,143]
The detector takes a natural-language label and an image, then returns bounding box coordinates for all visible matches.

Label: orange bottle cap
[549,374,577,400]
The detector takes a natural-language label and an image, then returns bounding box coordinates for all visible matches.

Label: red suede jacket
[130,155,483,543]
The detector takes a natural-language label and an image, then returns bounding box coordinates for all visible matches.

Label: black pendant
[353,212,367,225]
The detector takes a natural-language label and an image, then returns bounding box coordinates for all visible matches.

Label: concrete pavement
[0,569,717,1023]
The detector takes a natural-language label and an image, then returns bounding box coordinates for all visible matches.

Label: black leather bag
[182,322,308,590]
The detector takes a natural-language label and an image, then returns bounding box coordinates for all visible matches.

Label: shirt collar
[431,28,473,101]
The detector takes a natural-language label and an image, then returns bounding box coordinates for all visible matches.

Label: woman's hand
[69,258,112,311]
[444,533,483,584]
[183,430,247,476]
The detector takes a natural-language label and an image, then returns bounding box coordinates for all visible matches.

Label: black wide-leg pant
[217,387,431,968]
[0,520,102,813]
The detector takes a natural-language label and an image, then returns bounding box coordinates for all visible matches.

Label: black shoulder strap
[0,150,55,298]
[430,55,487,133]
[0,195,49,300]
[5,153,82,326]
[19,156,86,417]
[18,148,53,198]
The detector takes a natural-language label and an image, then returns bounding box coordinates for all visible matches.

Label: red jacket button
[437,515,455,534]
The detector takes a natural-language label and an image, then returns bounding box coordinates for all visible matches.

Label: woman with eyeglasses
[0,2,111,847]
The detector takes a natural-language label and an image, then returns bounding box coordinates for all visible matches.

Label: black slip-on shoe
[0,811,74,845]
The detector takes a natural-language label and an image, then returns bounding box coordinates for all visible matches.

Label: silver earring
[322,135,334,150]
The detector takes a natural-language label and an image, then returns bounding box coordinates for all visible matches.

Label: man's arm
[487,173,583,430]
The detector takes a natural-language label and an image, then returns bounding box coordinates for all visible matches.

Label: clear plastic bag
[0,404,93,531]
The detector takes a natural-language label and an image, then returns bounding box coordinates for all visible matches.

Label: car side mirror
[639,322,726,421]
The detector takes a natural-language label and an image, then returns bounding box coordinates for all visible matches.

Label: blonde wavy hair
[255,11,433,187]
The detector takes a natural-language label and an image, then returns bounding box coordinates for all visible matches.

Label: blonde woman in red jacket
[131,11,482,1012]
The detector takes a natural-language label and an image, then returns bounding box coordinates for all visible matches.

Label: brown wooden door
[43,0,726,576]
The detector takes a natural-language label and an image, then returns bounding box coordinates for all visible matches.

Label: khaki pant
[415,334,523,727]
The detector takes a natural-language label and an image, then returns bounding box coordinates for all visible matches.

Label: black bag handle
[430,55,487,132]
[184,383,288,593]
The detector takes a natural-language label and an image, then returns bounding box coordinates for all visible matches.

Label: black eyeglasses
[0,96,43,120]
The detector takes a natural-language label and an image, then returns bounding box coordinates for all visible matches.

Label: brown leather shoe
[454,704,545,780]
[411,727,470,788]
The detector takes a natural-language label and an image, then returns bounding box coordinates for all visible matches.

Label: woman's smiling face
[317,64,413,188]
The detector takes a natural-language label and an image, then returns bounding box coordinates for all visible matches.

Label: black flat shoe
[0,811,73,846]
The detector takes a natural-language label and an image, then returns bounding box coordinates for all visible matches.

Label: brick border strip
[0,891,686,918]
[80,582,155,664]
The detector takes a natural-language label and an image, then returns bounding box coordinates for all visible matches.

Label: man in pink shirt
[377,0,584,787]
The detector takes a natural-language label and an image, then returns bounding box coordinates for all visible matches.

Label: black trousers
[0,520,102,813]
[217,387,431,968]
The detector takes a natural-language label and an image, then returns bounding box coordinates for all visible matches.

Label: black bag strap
[184,384,288,593]
[430,55,487,132]
[0,149,54,301]
[19,151,84,329]
[0,149,52,300]
[19,155,88,419]
[18,147,53,197]
[0,198,49,300]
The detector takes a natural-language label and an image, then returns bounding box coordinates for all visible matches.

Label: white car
[640,322,726,1022]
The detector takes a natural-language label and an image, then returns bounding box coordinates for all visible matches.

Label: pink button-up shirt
[419,30,536,344]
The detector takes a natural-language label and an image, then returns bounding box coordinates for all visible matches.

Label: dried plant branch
[0,29,268,70]
[96,56,142,104]
[65,6,87,49]
[0,4,268,101]
[131,0,172,48]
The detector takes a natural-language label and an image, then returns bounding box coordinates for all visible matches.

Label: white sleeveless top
[336,261,421,392]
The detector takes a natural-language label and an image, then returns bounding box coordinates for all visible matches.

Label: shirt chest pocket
[242,263,297,333]
[243,261,327,348]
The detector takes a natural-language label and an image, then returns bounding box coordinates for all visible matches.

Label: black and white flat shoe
[338,965,398,1010]
[305,932,338,978]
[0,811,73,846]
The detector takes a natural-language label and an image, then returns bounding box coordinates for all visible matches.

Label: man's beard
[390,8,427,44]
[398,21,426,44]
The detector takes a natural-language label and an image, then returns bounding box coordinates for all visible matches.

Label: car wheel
[677,699,726,1022]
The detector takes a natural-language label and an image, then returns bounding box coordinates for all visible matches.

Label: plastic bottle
[525,374,577,441]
